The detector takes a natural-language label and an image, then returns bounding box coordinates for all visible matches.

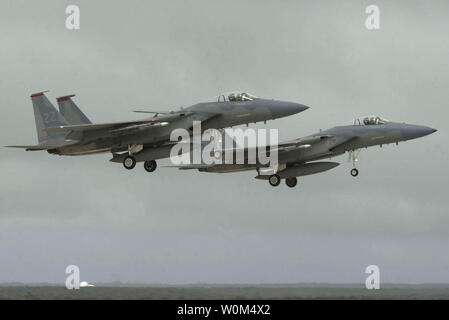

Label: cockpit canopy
[206,91,258,103]
[354,116,389,126]
[227,92,257,102]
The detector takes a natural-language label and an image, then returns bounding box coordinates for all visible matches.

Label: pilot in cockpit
[228,92,254,102]
[362,116,388,125]
[354,116,389,126]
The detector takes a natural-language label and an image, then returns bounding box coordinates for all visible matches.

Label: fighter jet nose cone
[271,101,309,118]
[421,126,437,137]
[297,104,310,112]
[289,103,309,113]
[405,125,437,140]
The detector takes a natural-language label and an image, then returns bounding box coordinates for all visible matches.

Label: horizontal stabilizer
[5,141,77,151]
[5,145,52,151]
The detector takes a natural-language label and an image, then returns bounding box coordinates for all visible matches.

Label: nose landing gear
[348,149,361,177]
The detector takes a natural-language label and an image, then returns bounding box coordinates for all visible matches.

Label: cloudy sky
[0,0,448,284]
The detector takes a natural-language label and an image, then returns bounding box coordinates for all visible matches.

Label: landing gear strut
[268,174,281,187]
[348,149,361,177]
[144,160,157,172]
[123,155,136,170]
[285,177,298,188]
[123,144,142,170]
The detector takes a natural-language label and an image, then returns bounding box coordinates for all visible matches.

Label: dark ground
[0,284,448,299]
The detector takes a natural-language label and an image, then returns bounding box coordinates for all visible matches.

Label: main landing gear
[268,175,298,188]
[123,155,136,170]
[122,155,158,173]
[268,174,281,187]
[122,144,158,172]
[143,160,157,172]
[285,177,297,188]
[123,157,158,172]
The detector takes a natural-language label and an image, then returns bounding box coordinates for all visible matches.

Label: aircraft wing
[132,110,172,114]
[277,135,358,154]
[44,121,170,141]
[277,134,334,149]
[194,134,334,161]
[45,120,153,132]
[45,111,195,134]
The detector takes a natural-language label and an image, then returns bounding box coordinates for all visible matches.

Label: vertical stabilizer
[31,91,68,144]
[57,94,92,125]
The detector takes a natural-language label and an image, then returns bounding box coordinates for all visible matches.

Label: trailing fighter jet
[179,115,437,187]
[6,91,308,171]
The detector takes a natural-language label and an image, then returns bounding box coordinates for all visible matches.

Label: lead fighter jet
[181,116,437,187]
[7,91,308,171]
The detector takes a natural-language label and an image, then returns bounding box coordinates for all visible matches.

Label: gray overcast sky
[0,0,448,284]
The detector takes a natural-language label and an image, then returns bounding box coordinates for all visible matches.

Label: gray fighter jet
[7,91,308,171]
[183,115,437,187]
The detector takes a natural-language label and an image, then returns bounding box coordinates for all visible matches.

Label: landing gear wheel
[350,168,359,177]
[123,156,136,170]
[268,174,281,187]
[143,160,157,172]
[285,177,298,188]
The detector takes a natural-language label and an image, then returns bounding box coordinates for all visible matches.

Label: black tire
[285,177,298,188]
[144,160,157,172]
[350,168,359,177]
[123,156,136,170]
[268,174,281,187]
